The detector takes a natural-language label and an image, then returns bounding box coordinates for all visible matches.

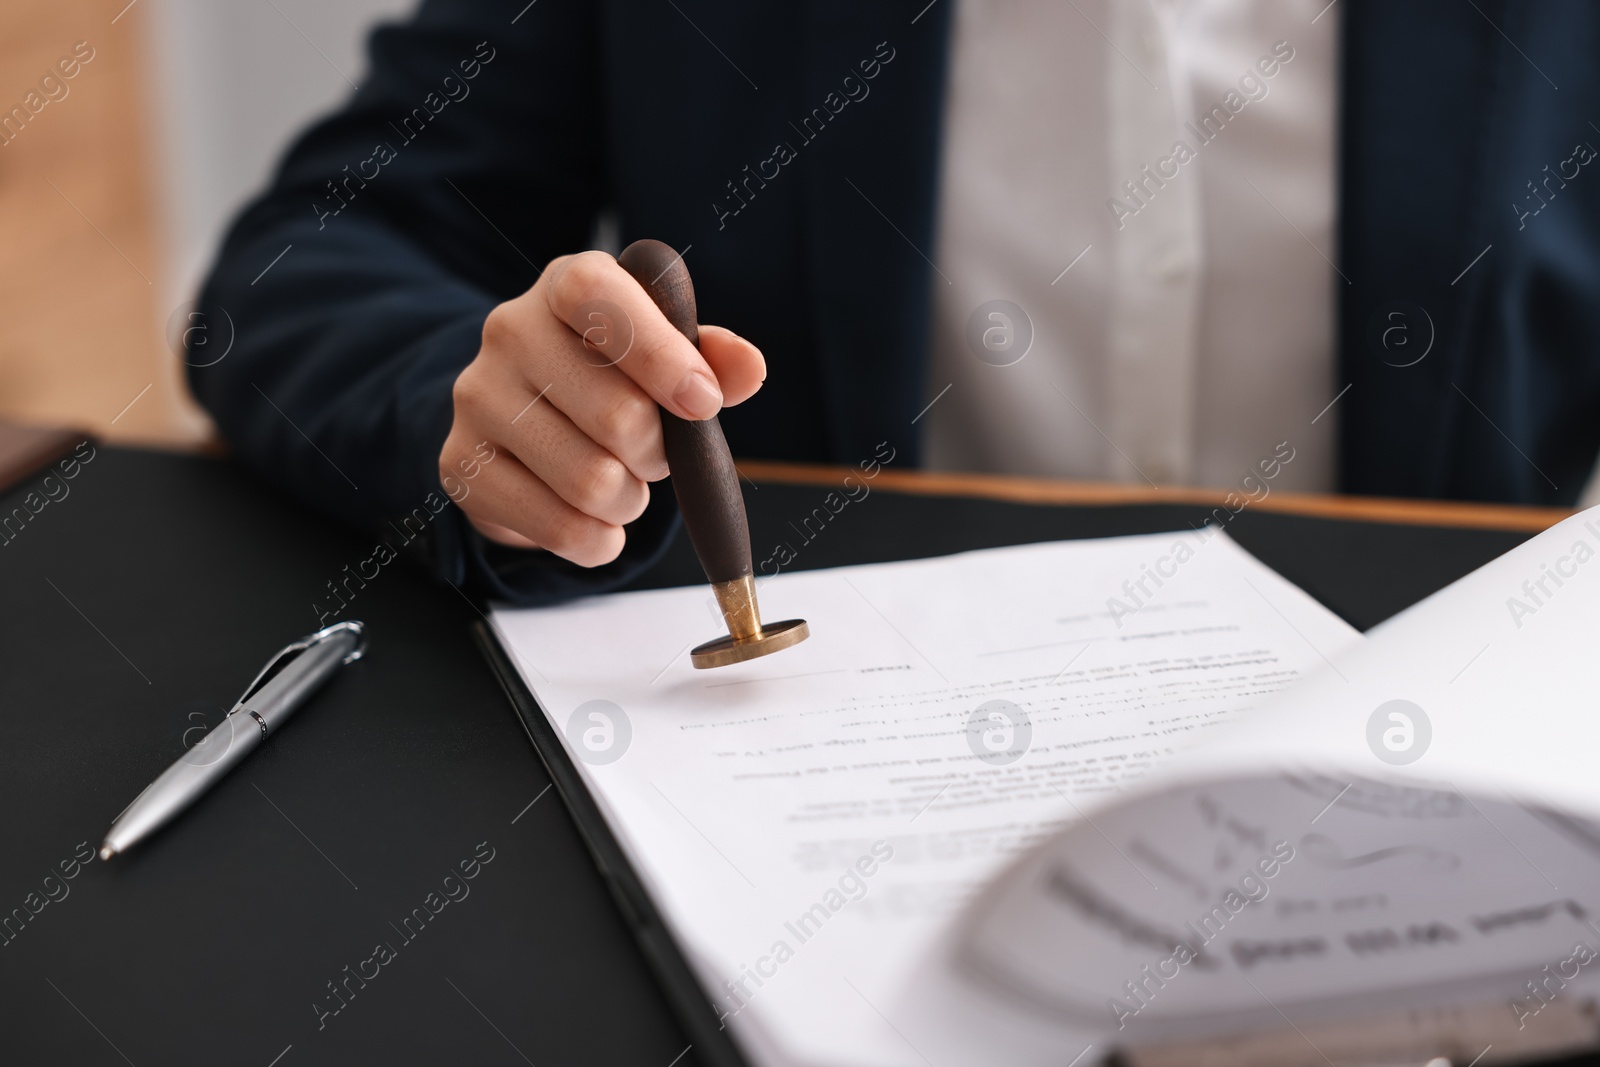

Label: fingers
[543,251,724,421]
[697,325,766,407]
[445,434,627,568]
[470,518,539,550]
[506,399,650,528]
[451,365,650,528]
[533,345,669,483]
[480,301,670,483]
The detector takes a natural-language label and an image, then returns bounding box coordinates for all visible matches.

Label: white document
[490,530,1364,1067]
[928,509,1600,1064]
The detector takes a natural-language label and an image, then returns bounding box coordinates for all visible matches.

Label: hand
[441,251,766,567]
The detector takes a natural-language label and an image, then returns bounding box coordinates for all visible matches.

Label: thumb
[696,325,766,407]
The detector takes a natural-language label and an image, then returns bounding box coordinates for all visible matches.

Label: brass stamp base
[690,619,810,669]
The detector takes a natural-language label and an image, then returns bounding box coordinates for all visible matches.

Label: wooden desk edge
[735,461,1572,534]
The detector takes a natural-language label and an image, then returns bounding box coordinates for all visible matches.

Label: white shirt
[923,0,1341,492]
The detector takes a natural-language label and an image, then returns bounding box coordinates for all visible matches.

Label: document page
[490,531,1361,1067]
[938,508,1600,1060]
[1161,507,1600,816]
[953,776,1600,1046]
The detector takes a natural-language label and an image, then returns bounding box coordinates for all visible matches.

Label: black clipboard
[465,486,1561,1067]
[472,619,753,1067]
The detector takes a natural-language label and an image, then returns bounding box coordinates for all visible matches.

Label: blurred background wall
[0,0,411,447]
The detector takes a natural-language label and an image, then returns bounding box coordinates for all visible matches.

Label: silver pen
[100,621,367,860]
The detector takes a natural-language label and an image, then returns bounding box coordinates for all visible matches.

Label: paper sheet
[925,507,1600,1060]
[491,531,1361,1067]
[1164,507,1600,813]
[951,777,1600,1041]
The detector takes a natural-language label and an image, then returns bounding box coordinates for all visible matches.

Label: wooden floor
[0,0,208,445]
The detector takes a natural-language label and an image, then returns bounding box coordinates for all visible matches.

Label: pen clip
[232,620,367,708]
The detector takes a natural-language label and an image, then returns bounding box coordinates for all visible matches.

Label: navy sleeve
[187,0,678,605]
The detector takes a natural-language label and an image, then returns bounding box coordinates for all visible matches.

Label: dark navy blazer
[190,0,1600,605]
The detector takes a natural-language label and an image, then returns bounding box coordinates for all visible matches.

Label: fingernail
[673,371,722,419]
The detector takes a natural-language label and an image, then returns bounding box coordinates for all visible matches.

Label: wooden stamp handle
[617,240,752,586]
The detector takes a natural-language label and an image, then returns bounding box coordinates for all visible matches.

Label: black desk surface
[0,447,1553,1066]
